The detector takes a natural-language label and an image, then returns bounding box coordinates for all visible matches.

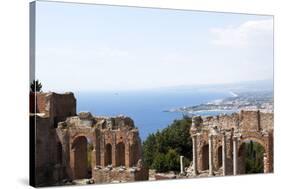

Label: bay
[76,90,230,140]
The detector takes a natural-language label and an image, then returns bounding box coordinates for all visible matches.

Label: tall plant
[30,80,42,92]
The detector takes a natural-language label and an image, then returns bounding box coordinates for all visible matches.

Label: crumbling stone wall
[31,92,148,186]
[190,110,274,176]
[30,92,77,186]
[57,112,148,183]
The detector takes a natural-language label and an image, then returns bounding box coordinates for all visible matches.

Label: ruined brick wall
[92,168,135,183]
[92,166,148,184]
[51,93,76,125]
[36,93,48,114]
[32,92,147,185]
[30,92,77,186]
[190,110,273,176]
[29,92,47,114]
[32,115,51,185]
[56,112,148,183]
[260,112,274,131]
[32,92,76,123]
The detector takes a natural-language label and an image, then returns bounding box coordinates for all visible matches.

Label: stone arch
[190,111,273,176]
[238,138,265,174]
[71,136,88,179]
[104,143,112,166]
[201,144,209,170]
[116,142,125,166]
[239,136,266,150]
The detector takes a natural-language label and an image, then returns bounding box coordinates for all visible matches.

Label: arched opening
[116,142,125,166]
[238,140,265,174]
[104,143,112,166]
[217,146,222,168]
[72,136,89,179]
[202,144,209,170]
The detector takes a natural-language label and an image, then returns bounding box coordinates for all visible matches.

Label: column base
[193,170,198,176]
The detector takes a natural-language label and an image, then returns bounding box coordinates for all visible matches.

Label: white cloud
[210,19,273,48]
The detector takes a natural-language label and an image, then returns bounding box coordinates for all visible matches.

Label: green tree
[142,116,192,173]
[165,149,180,171]
[152,153,168,173]
[30,79,42,92]
[245,141,264,173]
[143,133,157,167]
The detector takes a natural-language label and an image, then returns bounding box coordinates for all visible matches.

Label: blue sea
[76,90,231,141]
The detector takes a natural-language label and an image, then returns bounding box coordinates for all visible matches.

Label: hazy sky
[35,1,273,92]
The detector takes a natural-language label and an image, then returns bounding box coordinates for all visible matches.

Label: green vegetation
[30,79,42,92]
[245,141,265,173]
[142,116,192,173]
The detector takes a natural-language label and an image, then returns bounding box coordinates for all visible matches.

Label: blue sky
[35,1,273,92]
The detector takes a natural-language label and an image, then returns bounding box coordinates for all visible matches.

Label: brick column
[222,134,227,176]
[100,136,105,167]
[233,137,238,175]
[209,135,214,176]
[125,142,130,167]
[69,148,75,180]
[264,133,274,173]
[192,135,198,175]
[92,147,96,168]
[112,134,116,167]
[94,130,101,166]
[263,153,269,173]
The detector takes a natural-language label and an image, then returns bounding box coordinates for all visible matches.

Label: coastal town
[165,90,273,115]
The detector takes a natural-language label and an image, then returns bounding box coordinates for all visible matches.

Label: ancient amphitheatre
[30,91,273,186]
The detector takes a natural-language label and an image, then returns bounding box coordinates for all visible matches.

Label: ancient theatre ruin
[30,92,148,186]
[189,111,273,176]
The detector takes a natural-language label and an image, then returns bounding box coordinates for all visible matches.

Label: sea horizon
[76,89,232,140]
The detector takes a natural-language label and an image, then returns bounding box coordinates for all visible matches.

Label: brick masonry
[190,110,274,176]
[30,92,148,186]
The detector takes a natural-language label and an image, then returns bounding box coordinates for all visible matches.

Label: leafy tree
[152,153,168,173]
[151,149,180,173]
[143,133,157,167]
[142,116,192,173]
[245,141,265,173]
[30,79,42,92]
[165,149,180,171]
